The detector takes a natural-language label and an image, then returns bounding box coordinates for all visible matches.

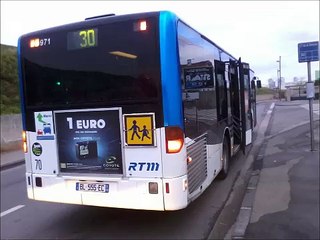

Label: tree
[0,44,20,114]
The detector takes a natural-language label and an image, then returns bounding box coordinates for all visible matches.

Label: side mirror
[256,80,262,89]
[251,80,256,89]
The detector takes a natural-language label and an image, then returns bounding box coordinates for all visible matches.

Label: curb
[207,102,276,240]
[230,140,267,239]
[0,159,25,171]
[266,119,320,141]
[207,146,254,240]
[228,102,276,239]
[229,103,319,239]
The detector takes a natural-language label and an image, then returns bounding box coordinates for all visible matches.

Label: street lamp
[276,56,282,100]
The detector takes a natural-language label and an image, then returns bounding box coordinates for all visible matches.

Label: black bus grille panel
[187,133,207,194]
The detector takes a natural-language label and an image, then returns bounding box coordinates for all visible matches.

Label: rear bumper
[26,173,188,211]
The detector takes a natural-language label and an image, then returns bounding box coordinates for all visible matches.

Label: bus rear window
[20,17,160,108]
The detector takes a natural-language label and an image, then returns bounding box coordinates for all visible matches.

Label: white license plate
[76,182,109,193]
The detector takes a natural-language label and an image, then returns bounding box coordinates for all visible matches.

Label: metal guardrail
[0,114,22,151]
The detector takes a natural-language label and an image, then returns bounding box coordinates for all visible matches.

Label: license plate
[76,182,109,193]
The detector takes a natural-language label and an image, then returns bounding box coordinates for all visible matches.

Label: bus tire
[218,137,230,179]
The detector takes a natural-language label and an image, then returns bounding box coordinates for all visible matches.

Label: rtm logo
[128,162,160,171]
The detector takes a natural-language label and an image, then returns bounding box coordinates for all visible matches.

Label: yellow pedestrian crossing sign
[124,113,155,146]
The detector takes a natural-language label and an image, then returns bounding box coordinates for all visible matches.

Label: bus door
[251,78,257,128]
[238,60,257,153]
[228,59,242,153]
[239,62,252,146]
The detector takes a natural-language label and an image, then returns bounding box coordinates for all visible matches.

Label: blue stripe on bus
[17,37,26,130]
[159,11,183,129]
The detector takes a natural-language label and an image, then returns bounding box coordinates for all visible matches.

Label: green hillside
[257,87,274,95]
[0,44,20,115]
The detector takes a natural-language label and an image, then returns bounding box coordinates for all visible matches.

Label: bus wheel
[218,137,230,179]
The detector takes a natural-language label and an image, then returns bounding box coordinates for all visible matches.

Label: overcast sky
[1,1,319,85]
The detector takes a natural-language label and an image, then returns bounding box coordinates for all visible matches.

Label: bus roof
[20,11,234,59]
[19,11,160,40]
[19,10,251,71]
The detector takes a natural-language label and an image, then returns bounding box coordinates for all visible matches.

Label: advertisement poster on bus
[183,66,214,90]
[54,109,123,174]
[34,111,55,140]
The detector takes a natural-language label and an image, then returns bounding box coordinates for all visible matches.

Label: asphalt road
[0,102,272,239]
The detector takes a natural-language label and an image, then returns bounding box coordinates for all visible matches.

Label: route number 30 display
[79,29,96,48]
[67,28,98,50]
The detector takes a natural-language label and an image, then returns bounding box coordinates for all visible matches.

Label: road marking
[267,102,275,114]
[0,205,25,218]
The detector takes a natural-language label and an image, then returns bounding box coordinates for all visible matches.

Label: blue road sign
[298,41,319,63]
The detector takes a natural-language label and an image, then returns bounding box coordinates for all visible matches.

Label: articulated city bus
[18,11,258,211]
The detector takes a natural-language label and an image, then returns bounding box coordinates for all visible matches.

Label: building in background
[268,78,276,89]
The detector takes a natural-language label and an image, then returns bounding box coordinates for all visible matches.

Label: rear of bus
[18,11,188,211]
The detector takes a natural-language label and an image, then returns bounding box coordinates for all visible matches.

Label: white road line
[267,103,275,114]
[0,205,25,218]
[269,102,275,111]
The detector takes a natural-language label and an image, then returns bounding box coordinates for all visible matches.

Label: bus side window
[214,60,228,122]
[177,21,217,141]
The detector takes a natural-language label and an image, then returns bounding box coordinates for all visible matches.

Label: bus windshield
[20,17,160,108]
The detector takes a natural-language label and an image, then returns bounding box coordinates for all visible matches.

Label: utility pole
[306,62,315,151]
[277,56,282,100]
[298,41,318,151]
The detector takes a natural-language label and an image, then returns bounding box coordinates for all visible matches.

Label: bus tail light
[22,131,28,153]
[165,127,184,154]
[165,183,170,193]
